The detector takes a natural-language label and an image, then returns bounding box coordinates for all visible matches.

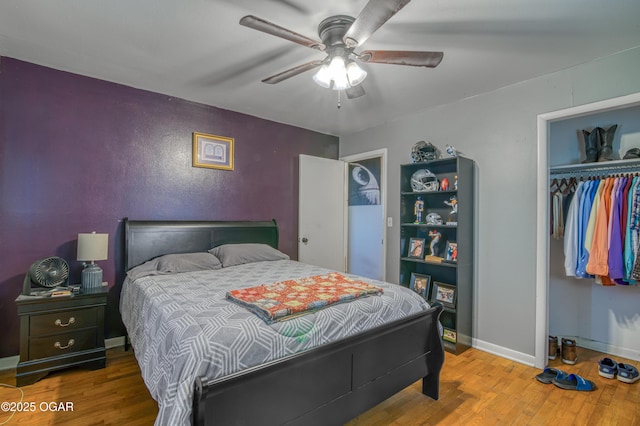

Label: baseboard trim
[473,338,536,367]
[105,336,126,350]
[0,337,126,372]
[576,337,640,362]
[0,355,19,372]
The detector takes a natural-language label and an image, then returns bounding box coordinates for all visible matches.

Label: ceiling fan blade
[345,84,366,99]
[240,15,325,51]
[262,60,324,84]
[359,50,443,67]
[343,0,412,48]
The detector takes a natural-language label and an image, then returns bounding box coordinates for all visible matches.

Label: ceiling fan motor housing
[318,15,355,52]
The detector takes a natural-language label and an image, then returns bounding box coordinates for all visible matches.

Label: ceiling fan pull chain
[337,90,342,109]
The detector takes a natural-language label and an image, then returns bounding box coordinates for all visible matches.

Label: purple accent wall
[0,57,338,357]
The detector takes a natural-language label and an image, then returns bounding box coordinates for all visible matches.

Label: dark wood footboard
[193,303,444,426]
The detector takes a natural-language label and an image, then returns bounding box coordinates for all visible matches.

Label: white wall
[340,46,640,360]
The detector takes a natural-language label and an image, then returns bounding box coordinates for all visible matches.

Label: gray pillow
[156,252,222,273]
[208,243,289,267]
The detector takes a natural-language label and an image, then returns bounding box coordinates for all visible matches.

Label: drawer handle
[54,339,75,350]
[54,317,75,327]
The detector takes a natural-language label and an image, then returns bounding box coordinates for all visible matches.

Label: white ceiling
[1,0,639,137]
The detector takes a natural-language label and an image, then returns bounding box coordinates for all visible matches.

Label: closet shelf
[550,158,640,175]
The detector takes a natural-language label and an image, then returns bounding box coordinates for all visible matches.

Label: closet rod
[550,158,640,177]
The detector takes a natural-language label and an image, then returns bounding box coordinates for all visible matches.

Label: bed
[120,219,444,426]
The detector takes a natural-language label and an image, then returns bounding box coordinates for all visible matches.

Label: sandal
[552,373,596,391]
[535,367,567,384]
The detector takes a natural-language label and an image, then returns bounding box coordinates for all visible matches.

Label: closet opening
[535,92,640,369]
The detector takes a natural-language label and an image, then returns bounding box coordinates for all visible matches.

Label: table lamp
[77,232,108,290]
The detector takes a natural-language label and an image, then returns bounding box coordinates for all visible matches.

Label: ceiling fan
[239,0,443,100]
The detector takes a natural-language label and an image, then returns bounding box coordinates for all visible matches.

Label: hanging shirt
[553,192,563,240]
[623,176,638,283]
[577,179,604,277]
[630,179,640,279]
[564,181,584,276]
[620,176,633,237]
[587,177,614,277]
[609,177,627,281]
[575,180,597,278]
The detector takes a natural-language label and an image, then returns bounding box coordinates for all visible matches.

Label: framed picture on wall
[193,132,234,170]
[408,238,425,259]
[409,273,431,299]
[430,281,457,309]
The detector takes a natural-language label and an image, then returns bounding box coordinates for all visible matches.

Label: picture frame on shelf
[409,273,431,299]
[443,328,457,343]
[445,241,458,262]
[193,132,234,170]
[408,237,425,259]
[431,281,457,309]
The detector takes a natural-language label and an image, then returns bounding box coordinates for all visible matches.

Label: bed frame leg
[193,377,206,426]
[422,373,440,400]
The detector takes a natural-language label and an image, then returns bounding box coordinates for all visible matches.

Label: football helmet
[426,212,443,225]
[411,141,440,163]
[411,169,439,192]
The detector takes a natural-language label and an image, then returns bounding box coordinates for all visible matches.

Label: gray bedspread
[120,259,430,425]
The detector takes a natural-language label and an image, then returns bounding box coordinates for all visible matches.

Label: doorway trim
[535,92,640,369]
[341,148,388,280]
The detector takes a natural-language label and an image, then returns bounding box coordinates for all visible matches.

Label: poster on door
[348,158,381,205]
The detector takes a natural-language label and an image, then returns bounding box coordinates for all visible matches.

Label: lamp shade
[77,232,109,262]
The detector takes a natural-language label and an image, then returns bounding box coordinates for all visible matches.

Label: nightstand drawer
[29,329,97,359]
[29,307,98,337]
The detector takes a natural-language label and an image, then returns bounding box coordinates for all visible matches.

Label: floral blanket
[227,272,383,323]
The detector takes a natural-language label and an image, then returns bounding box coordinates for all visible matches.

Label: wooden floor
[0,346,638,425]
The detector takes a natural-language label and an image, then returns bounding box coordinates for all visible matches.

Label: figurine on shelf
[414,196,424,224]
[444,195,458,214]
[446,144,458,157]
[427,230,442,257]
[445,195,458,225]
[454,175,458,190]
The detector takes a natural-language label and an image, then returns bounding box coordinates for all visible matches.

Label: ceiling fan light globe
[327,55,347,77]
[346,61,367,86]
[332,72,351,91]
[312,64,332,88]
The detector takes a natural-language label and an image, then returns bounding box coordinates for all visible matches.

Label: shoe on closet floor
[561,338,577,364]
[548,335,559,360]
[617,363,639,384]
[598,358,618,379]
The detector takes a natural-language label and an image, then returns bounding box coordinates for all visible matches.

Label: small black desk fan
[22,257,69,295]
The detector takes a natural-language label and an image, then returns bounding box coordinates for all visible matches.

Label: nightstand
[15,286,108,386]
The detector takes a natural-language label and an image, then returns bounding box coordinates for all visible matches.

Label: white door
[298,154,346,271]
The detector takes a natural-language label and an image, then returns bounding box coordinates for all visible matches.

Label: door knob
[301,237,308,243]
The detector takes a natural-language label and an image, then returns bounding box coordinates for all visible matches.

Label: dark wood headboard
[123,219,279,271]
